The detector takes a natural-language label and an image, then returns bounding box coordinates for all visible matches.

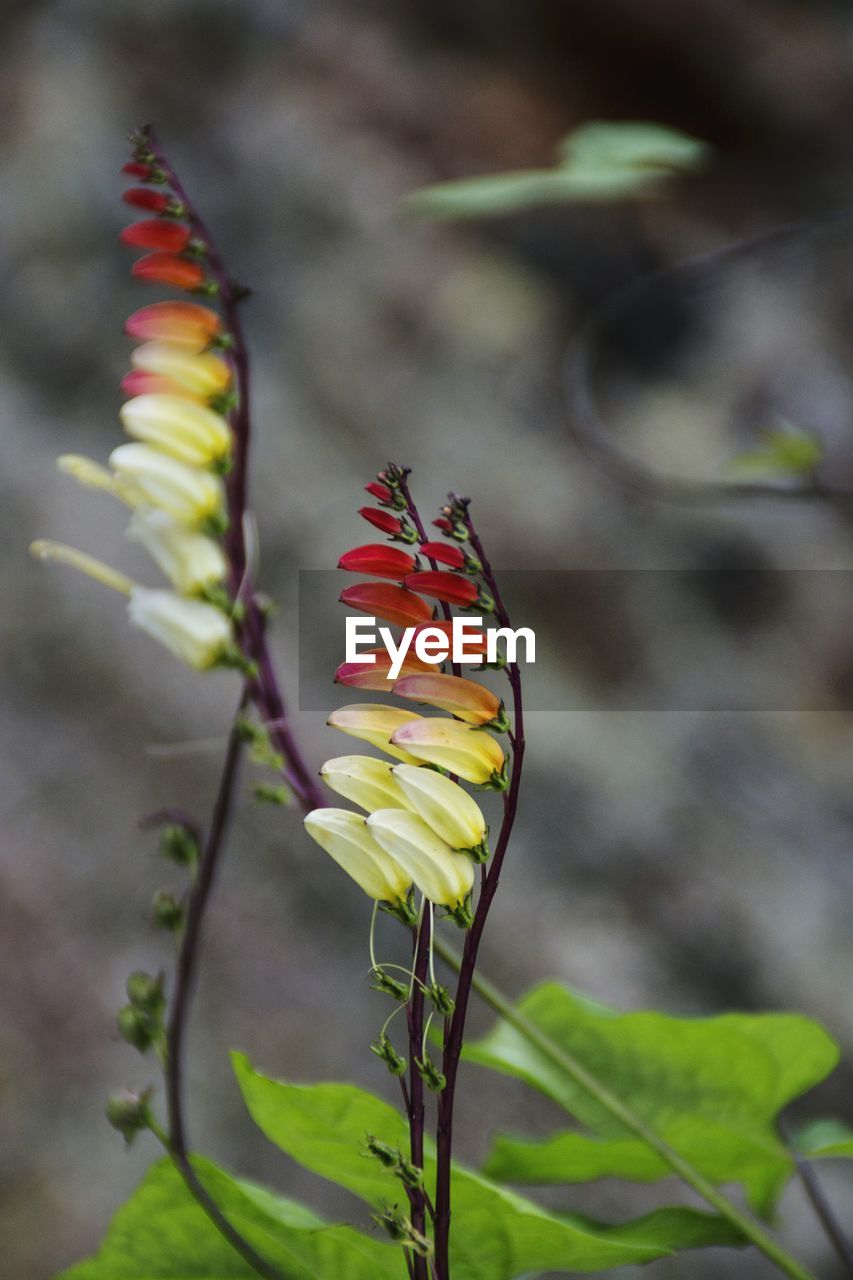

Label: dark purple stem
[142,127,322,815]
[433,511,525,1280]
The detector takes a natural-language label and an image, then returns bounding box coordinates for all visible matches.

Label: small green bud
[151,890,183,932]
[252,782,291,806]
[364,1135,399,1168]
[372,1203,431,1257]
[369,1033,407,1076]
[415,1055,446,1092]
[160,824,198,866]
[126,971,165,1013]
[369,967,410,1001]
[105,1087,152,1144]
[427,983,455,1016]
[117,1004,153,1052]
[447,895,474,929]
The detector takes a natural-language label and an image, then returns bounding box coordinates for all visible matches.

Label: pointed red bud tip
[338,544,417,581]
[120,220,192,252]
[122,187,171,213]
[340,582,434,628]
[419,541,465,569]
[432,517,454,534]
[131,253,206,291]
[122,161,155,179]
[365,481,394,504]
[335,648,433,690]
[359,506,403,536]
[404,571,479,608]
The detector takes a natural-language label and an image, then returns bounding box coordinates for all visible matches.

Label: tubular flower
[119,220,192,252]
[365,810,475,918]
[419,541,467,569]
[364,481,394,504]
[119,395,231,468]
[130,343,231,398]
[327,704,424,763]
[131,253,207,291]
[404,570,491,611]
[392,765,488,858]
[304,809,413,906]
[358,507,416,542]
[335,648,433,691]
[320,755,412,814]
[125,301,222,349]
[390,718,507,788]
[122,187,172,213]
[29,542,233,670]
[120,370,200,399]
[411,619,488,657]
[109,444,226,529]
[393,672,506,728]
[340,582,434,628]
[338,544,417,580]
[125,510,227,595]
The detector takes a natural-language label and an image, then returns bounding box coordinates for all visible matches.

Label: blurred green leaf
[59,1154,404,1279]
[467,983,839,1216]
[729,425,823,480]
[404,120,708,220]
[233,1053,743,1279]
[792,1118,853,1160]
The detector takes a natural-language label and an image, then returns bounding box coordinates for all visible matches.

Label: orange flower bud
[131,254,206,291]
[120,220,192,252]
[125,301,222,348]
[393,673,504,726]
[340,583,434,628]
[336,648,433,691]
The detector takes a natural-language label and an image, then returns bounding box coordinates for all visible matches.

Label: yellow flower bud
[393,672,504,726]
[109,444,226,529]
[320,755,412,814]
[304,808,412,904]
[130,342,232,398]
[126,510,227,595]
[391,764,487,852]
[390,718,505,786]
[365,809,474,909]
[327,704,424,764]
[119,395,231,468]
[127,588,233,669]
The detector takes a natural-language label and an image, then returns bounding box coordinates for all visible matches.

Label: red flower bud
[122,162,155,179]
[340,583,434,628]
[336,648,433,691]
[131,253,206,291]
[432,517,454,534]
[359,507,402,536]
[419,541,465,569]
[120,220,191,252]
[365,481,394,504]
[338,544,417,580]
[404,571,479,608]
[122,187,170,213]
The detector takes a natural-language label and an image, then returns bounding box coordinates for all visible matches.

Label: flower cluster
[304,466,509,927]
[31,136,240,671]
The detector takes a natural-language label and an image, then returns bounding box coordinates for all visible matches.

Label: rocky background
[3,1,853,1276]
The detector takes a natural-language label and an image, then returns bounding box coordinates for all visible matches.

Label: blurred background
[3,0,853,1276]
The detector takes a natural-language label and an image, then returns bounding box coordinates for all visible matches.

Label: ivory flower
[304,809,412,904]
[130,342,231,398]
[365,809,475,909]
[119,394,231,468]
[109,443,226,529]
[125,509,227,595]
[391,764,487,854]
[320,755,412,814]
[390,717,506,786]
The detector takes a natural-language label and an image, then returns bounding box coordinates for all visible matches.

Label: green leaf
[233,1053,743,1279]
[467,982,839,1215]
[59,1155,404,1280]
[403,120,708,220]
[729,425,823,480]
[792,1119,853,1160]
